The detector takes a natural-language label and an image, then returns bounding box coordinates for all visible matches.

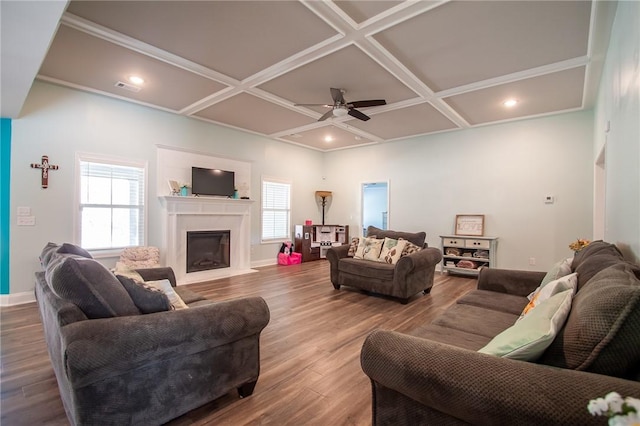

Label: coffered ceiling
[26,1,615,151]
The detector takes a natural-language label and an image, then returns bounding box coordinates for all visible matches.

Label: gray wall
[593,0,640,262]
[322,111,594,271]
[7,1,640,300]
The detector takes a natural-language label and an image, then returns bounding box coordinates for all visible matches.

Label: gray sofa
[326,226,443,304]
[361,240,640,424]
[35,243,270,426]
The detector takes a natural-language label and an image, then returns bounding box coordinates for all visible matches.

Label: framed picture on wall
[455,214,485,236]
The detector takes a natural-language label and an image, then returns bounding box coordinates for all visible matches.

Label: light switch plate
[17,216,36,226]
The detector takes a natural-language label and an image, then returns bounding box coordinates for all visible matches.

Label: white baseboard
[251,259,277,268]
[0,291,36,307]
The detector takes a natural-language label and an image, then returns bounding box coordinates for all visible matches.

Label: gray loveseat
[361,240,640,424]
[326,226,443,304]
[35,243,270,425]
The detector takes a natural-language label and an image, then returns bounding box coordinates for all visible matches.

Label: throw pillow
[537,262,640,378]
[478,288,574,361]
[401,241,423,257]
[46,255,140,318]
[116,275,172,314]
[57,243,93,259]
[363,237,384,261]
[521,273,577,317]
[538,257,573,289]
[354,236,376,259]
[144,279,189,310]
[378,237,408,264]
[113,264,145,282]
[347,237,359,257]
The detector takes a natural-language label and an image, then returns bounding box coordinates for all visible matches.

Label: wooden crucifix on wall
[31,155,59,188]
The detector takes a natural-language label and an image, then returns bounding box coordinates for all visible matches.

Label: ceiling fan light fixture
[333,107,349,117]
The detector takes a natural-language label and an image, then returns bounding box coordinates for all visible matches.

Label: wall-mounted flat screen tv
[191,167,235,197]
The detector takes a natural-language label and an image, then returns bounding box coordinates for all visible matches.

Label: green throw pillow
[478,289,574,361]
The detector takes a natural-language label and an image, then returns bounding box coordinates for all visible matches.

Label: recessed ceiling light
[324,136,333,142]
[128,75,145,85]
[503,99,518,108]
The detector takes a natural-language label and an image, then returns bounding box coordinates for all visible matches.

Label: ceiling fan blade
[330,88,345,104]
[349,99,386,108]
[295,103,332,108]
[348,108,370,121]
[318,109,334,121]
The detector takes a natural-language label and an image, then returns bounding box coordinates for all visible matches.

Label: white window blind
[78,157,145,250]
[262,179,291,241]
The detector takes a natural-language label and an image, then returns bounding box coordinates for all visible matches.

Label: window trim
[74,152,148,256]
[260,176,291,244]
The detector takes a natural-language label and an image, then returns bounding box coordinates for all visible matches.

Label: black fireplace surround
[186,230,230,273]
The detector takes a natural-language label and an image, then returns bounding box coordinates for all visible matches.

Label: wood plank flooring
[1,261,476,425]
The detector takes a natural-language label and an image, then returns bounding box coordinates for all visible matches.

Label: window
[76,154,146,251]
[261,177,291,242]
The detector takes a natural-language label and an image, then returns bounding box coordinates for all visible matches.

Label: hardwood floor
[0,261,476,425]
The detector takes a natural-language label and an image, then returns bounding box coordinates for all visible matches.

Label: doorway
[362,182,389,236]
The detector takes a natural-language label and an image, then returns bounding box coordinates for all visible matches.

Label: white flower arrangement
[588,392,640,425]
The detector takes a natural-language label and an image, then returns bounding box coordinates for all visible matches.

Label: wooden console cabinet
[440,235,498,276]
[294,225,349,262]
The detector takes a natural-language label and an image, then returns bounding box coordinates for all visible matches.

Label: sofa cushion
[174,286,208,305]
[571,240,623,271]
[456,290,528,316]
[431,304,518,339]
[410,323,492,351]
[116,275,172,314]
[367,226,426,247]
[575,253,626,291]
[479,289,574,361]
[46,254,140,319]
[339,257,395,281]
[538,263,640,379]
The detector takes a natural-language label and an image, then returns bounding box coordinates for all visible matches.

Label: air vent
[114,81,141,93]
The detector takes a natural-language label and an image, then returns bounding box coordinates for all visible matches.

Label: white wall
[593,0,640,262]
[323,111,595,271]
[9,81,324,295]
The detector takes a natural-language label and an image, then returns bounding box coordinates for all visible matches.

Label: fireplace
[186,230,230,273]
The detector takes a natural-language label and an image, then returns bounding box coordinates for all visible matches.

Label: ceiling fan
[295,88,386,121]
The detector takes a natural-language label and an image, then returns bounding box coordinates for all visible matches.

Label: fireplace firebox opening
[186,230,230,273]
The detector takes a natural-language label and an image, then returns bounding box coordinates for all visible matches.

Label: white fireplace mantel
[159,196,256,285]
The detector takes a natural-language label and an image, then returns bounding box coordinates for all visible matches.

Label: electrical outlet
[529,257,536,266]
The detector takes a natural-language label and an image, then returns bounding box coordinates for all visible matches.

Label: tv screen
[191,167,235,197]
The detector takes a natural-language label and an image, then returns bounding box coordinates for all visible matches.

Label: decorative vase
[180,186,188,196]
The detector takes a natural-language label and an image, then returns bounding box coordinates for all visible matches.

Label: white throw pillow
[520,272,577,318]
[536,257,574,291]
[478,289,574,361]
[362,237,384,261]
[378,237,408,264]
[145,279,189,310]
